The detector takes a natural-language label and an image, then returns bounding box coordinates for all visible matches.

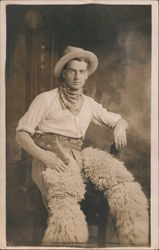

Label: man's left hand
[113,118,128,151]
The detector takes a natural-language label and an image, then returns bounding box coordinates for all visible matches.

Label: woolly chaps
[33,147,149,246]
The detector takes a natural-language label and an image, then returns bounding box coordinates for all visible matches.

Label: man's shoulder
[38,88,58,97]
[83,94,103,109]
[36,88,58,101]
[83,94,95,103]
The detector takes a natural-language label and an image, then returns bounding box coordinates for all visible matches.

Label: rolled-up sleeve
[16,93,49,135]
[89,97,121,128]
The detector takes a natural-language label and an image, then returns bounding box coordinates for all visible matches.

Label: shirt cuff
[110,115,122,128]
[16,125,35,136]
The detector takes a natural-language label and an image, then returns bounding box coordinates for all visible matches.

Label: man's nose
[75,71,80,79]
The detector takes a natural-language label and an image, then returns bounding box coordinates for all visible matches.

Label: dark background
[6,4,151,247]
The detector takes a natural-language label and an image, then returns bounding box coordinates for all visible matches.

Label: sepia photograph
[0,0,158,249]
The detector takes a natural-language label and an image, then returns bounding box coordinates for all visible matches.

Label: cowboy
[16,46,137,245]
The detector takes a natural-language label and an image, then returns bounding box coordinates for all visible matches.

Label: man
[16,46,148,246]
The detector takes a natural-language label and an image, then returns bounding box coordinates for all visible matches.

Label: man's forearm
[16,131,47,162]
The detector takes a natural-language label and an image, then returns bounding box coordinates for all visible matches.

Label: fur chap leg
[40,159,88,245]
[42,198,88,244]
[82,147,149,246]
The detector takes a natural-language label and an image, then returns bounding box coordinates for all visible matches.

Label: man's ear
[85,71,88,80]
[62,70,66,78]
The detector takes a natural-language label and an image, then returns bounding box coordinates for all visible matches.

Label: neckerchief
[59,83,84,116]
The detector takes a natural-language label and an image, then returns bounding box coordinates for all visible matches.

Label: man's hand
[42,150,67,172]
[113,118,128,151]
[16,131,67,172]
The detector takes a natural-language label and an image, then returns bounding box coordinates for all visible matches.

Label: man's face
[62,60,88,90]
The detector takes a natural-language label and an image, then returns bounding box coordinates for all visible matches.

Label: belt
[32,132,83,165]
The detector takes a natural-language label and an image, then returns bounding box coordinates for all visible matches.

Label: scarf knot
[59,83,84,116]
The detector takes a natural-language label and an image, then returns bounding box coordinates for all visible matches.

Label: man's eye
[80,70,86,73]
[68,69,74,73]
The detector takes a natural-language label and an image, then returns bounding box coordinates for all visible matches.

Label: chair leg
[98,192,109,246]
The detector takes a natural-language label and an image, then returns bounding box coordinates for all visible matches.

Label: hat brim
[54,50,98,79]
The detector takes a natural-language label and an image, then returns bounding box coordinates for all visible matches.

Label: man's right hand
[42,150,67,172]
[16,131,67,173]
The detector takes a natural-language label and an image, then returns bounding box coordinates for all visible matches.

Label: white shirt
[16,88,121,138]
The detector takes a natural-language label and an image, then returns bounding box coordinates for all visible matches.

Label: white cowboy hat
[54,45,99,79]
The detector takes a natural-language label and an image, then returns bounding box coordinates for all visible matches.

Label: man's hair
[63,57,90,70]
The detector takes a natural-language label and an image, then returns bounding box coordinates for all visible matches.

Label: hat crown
[63,46,84,55]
